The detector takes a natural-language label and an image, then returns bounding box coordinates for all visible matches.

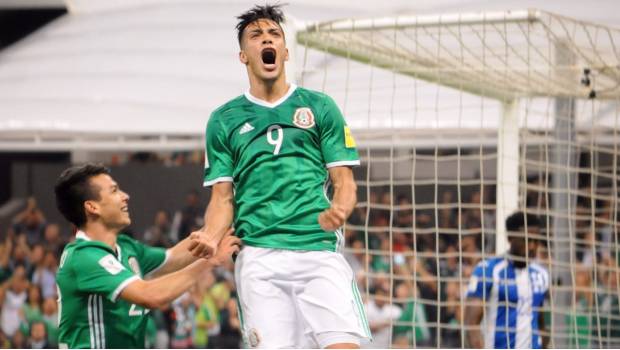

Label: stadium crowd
[0,178,618,348]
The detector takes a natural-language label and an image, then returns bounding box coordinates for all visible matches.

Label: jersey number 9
[267,125,283,155]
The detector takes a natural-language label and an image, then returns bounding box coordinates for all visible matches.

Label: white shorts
[235,246,372,348]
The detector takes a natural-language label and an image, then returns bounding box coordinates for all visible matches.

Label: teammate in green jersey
[54,163,240,348]
[188,4,371,348]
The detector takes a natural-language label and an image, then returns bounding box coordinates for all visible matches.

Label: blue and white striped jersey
[466,256,550,349]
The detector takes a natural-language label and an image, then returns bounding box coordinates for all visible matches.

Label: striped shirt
[467,256,549,349]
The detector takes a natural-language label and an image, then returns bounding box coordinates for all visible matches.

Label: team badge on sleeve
[98,254,125,275]
[292,107,315,129]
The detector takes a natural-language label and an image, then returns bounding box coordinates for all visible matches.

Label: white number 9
[267,125,283,155]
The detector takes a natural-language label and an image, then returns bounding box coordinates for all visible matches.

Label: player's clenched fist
[318,206,347,231]
[210,231,241,266]
[188,228,233,259]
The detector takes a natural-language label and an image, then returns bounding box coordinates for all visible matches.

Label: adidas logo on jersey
[239,122,255,134]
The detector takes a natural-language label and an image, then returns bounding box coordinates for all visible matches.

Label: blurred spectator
[40,298,58,347]
[31,251,57,300]
[27,321,49,349]
[439,246,459,278]
[345,238,366,283]
[129,152,160,163]
[19,285,43,332]
[1,265,28,338]
[438,191,457,230]
[216,297,242,349]
[394,195,414,228]
[372,233,392,273]
[439,281,462,348]
[172,190,204,242]
[11,329,26,349]
[568,267,593,348]
[11,198,46,247]
[392,282,430,348]
[143,210,173,248]
[0,238,12,284]
[594,268,620,348]
[362,285,402,349]
[170,293,195,349]
[42,224,64,257]
[10,235,31,272]
[192,273,220,348]
[26,245,44,280]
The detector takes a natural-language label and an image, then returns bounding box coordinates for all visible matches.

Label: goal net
[295,9,620,348]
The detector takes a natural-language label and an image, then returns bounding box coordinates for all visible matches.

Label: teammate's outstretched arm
[465,299,484,348]
[188,182,235,258]
[120,232,239,309]
[319,166,357,231]
[146,227,235,278]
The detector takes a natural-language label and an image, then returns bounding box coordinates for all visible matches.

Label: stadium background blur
[1,0,620,348]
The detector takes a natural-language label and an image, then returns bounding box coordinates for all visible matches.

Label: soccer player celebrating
[188,4,371,349]
[465,211,549,349]
[54,164,240,348]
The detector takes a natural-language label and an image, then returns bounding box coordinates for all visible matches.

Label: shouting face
[239,19,288,83]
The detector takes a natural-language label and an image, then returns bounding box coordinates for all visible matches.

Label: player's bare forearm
[146,237,200,278]
[319,166,357,231]
[122,233,240,309]
[123,259,212,309]
[188,182,234,258]
[465,302,484,348]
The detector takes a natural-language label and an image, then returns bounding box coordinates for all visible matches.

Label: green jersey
[203,84,359,252]
[56,231,167,349]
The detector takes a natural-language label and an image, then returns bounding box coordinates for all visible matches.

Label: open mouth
[121,206,129,213]
[261,48,276,65]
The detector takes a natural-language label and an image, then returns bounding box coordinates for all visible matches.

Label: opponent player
[188,4,371,348]
[465,211,549,349]
[54,164,240,348]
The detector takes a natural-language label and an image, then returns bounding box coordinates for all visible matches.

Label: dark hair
[236,3,285,45]
[54,163,110,228]
[506,211,541,232]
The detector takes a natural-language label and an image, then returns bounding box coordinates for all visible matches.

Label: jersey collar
[244,83,297,108]
[76,230,92,241]
[76,230,121,258]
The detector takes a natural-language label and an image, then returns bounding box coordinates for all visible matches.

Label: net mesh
[296,9,620,348]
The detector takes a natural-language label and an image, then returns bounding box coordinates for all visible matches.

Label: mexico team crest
[293,107,315,129]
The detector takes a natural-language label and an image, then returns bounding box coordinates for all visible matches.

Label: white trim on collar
[76,230,92,241]
[244,83,297,108]
[76,230,121,257]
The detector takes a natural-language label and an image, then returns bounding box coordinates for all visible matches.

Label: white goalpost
[295,9,620,348]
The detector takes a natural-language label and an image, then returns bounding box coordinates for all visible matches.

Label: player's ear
[84,200,99,217]
[284,47,289,62]
[239,50,248,65]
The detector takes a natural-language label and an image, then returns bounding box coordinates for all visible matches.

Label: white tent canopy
[0,0,618,150]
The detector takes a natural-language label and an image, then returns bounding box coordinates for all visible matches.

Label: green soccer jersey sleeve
[73,246,140,302]
[118,235,168,276]
[203,113,234,187]
[318,95,360,167]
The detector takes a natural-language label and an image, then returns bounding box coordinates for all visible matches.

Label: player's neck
[248,74,289,103]
[82,221,119,250]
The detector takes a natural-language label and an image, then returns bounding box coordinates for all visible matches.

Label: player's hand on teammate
[318,205,347,231]
[210,230,241,266]
[188,228,232,259]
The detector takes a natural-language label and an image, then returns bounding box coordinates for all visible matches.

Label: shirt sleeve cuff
[203,176,234,187]
[110,275,141,302]
[326,160,361,168]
